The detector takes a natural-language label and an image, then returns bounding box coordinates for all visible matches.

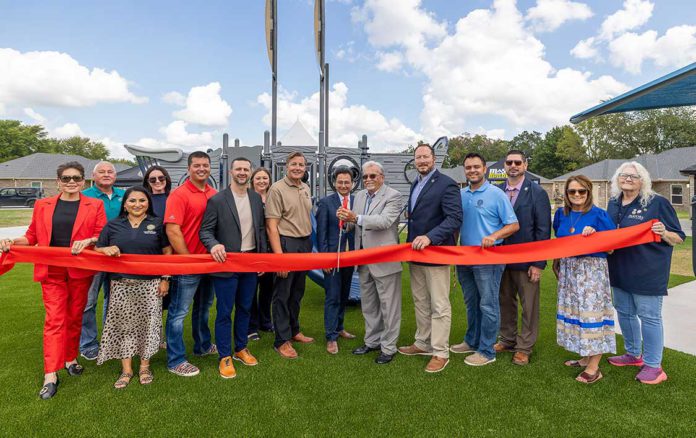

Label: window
[31,181,42,188]
[0,188,16,196]
[670,184,683,205]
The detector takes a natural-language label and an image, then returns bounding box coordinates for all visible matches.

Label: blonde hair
[609,161,655,208]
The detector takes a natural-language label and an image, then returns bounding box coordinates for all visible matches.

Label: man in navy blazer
[494,150,551,366]
[315,167,356,354]
[399,144,462,373]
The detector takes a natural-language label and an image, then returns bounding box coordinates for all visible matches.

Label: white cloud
[608,25,696,74]
[0,48,147,108]
[159,120,216,148]
[599,0,653,40]
[355,0,627,138]
[51,122,86,139]
[257,82,421,151]
[570,37,598,59]
[172,82,232,127]
[23,107,46,123]
[526,0,593,32]
[162,91,186,106]
[376,51,404,72]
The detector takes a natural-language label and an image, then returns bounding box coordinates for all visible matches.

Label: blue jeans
[165,274,214,369]
[79,272,110,353]
[213,274,257,359]
[324,267,354,341]
[456,264,505,359]
[612,287,664,367]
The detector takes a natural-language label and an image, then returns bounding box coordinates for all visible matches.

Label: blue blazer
[407,169,462,246]
[315,193,355,253]
[497,177,551,270]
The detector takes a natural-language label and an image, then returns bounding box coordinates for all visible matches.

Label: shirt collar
[418,168,436,184]
[465,180,490,193]
[184,179,211,193]
[505,175,525,191]
[283,176,303,188]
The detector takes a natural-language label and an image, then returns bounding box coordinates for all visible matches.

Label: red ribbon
[0,221,658,276]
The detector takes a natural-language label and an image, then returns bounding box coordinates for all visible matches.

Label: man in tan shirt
[265,151,314,359]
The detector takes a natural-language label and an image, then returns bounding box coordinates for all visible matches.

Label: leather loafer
[338,330,356,339]
[65,363,84,376]
[352,345,380,355]
[291,332,315,344]
[326,341,339,355]
[512,351,530,366]
[39,379,59,400]
[375,352,395,364]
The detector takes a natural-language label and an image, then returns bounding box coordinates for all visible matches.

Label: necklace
[128,215,145,228]
[569,210,584,234]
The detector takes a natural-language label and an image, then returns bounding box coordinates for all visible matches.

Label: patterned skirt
[556,256,616,356]
[97,278,162,364]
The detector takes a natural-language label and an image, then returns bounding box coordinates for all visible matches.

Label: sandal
[139,367,154,385]
[114,372,133,389]
[564,360,586,367]
[576,369,603,384]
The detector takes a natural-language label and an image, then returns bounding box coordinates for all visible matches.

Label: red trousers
[41,266,93,373]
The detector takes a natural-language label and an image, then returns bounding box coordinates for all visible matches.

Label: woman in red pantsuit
[0,161,106,399]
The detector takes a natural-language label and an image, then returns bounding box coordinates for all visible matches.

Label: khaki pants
[409,263,451,359]
[498,268,540,355]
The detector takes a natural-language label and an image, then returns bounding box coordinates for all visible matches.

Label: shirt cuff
[357,215,363,226]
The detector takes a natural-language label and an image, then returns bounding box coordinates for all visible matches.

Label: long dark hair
[250,167,272,194]
[119,186,156,217]
[142,165,172,194]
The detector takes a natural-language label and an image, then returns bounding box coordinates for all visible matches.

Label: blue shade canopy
[570,62,696,124]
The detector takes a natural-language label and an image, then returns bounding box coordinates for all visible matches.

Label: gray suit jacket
[199,187,268,278]
[352,184,403,278]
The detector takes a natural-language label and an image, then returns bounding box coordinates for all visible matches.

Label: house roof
[553,146,696,181]
[681,163,696,175]
[0,153,128,179]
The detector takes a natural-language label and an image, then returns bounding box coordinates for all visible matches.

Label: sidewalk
[0,226,27,239]
[679,219,692,237]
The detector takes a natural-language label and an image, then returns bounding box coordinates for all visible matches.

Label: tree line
[0,120,134,166]
[441,107,696,178]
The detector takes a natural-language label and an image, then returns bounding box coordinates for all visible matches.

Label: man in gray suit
[337,161,403,364]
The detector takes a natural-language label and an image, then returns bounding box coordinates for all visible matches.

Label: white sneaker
[450,341,475,354]
[464,352,496,366]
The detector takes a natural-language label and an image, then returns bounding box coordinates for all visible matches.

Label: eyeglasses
[505,160,524,166]
[362,173,381,180]
[567,189,588,195]
[618,173,641,181]
[59,175,84,183]
[148,176,167,183]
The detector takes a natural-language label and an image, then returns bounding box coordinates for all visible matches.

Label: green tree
[0,120,53,162]
[444,133,509,167]
[508,130,543,158]
[529,125,587,178]
[53,136,110,160]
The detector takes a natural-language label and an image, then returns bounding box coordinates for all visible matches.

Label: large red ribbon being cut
[0,221,658,277]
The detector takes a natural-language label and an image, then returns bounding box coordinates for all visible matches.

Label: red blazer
[25,194,107,282]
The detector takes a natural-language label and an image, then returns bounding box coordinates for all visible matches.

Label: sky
[1,0,696,158]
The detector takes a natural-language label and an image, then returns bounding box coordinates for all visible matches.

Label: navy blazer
[497,177,551,270]
[315,192,355,253]
[407,169,462,246]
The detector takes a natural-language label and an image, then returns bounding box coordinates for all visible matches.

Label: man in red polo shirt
[164,151,218,376]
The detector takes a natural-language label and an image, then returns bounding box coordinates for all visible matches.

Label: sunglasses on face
[148,176,167,183]
[567,189,588,195]
[618,173,641,181]
[59,175,84,183]
[362,173,381,180]
[505,160,524,166]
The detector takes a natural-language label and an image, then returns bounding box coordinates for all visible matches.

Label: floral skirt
[97,278,162,364]
[556,256,616,356]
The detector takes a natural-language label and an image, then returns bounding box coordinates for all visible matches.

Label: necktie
[364,193,373,215]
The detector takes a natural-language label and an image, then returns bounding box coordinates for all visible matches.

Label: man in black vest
[495,150,551,365]
[200,157,267,379]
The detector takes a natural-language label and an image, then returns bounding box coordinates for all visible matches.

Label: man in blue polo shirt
[451,153,519,367]
[79,161,125,360]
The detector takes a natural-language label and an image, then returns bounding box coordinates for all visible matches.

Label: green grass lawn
[1,264,695,436]
[0,208,33,227]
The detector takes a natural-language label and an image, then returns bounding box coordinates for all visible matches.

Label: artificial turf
[0,264,695,436]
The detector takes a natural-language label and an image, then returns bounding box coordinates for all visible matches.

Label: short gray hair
[362,160,384,175]
[609,161,655,208]
[92,161,116,174]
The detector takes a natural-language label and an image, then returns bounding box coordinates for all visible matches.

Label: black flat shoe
[39,378,59,400]
[352,345,380,355]
[65,363,84,376]
[375,353,395,364]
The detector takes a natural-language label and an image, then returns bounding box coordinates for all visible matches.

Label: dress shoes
[233,348,259,366]
[398,344,433,356]
[65,362,84,376]
[338,330,356,339]
[275,341,298,359]
[425,356,449,373]
[375,352,395,364]
[494,342,515,353]
[39,378,59,400]
[326,341,339,355]
[512,351,530,366]
[219,357,237,379]
[291,333,315,344]
[352,345,380,355]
